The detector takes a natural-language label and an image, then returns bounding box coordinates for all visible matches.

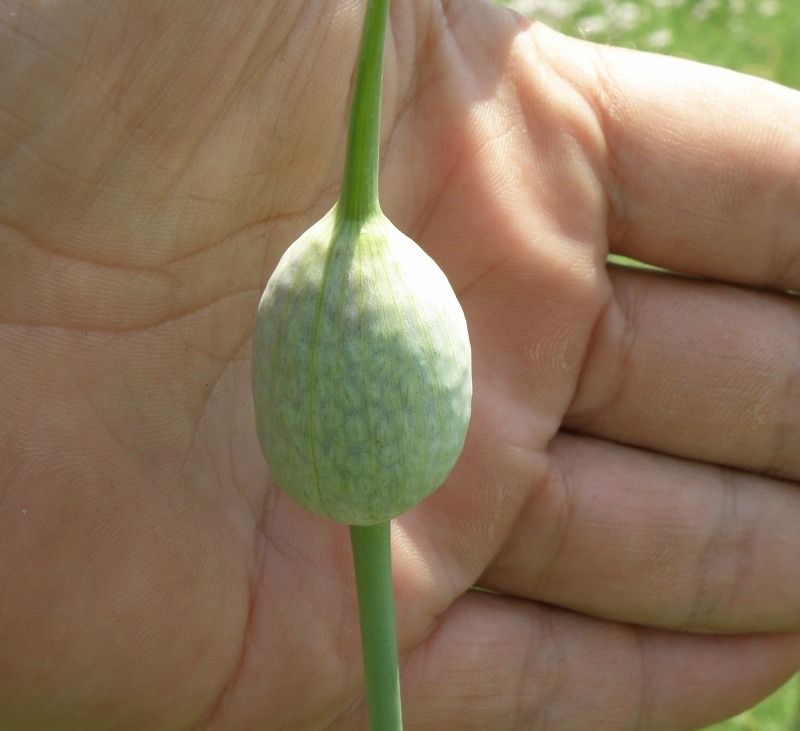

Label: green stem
[337,0,391,222]
[349,521,403,730]
[341,3,401,726]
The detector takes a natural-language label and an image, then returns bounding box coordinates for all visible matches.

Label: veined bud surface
[251,207,472,525]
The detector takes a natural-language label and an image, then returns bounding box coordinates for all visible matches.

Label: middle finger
[566,266,800,480]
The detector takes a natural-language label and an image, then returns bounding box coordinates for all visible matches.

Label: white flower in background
[652,0,687,7]
[606,1,644,31]
[757,0,780,17]
[504,0,589,22]
[577,13,609,36]
[692,0,721,21]
[646,28,674,49]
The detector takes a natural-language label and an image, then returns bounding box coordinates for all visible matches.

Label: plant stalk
[339,1,402,726]
[349,522,403,730]
[337,0,391,223]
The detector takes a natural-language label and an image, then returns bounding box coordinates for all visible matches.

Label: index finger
[538,26,800,291]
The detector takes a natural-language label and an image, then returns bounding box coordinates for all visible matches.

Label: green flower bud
[251,206,472,525]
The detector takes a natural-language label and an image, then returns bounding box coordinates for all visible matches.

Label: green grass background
[493,0,800,728]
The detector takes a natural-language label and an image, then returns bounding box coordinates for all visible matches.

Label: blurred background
[494,1,800,729]
[499,0,799,88]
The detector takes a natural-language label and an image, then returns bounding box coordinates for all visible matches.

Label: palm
[2,2,800,730]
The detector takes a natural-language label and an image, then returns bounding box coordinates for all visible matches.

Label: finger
[566,265,800,479]
[534,26,800,290]
[480,433,800,634]
[391,592,800,730]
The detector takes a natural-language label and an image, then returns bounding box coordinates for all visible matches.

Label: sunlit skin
[1,2,799,729]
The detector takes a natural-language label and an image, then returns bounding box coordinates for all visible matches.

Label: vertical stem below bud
[350,521,403,730]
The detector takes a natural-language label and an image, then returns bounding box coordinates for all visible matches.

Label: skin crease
[1,0,799,728]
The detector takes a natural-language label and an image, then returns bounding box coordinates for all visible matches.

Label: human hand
[1,2,799,729]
